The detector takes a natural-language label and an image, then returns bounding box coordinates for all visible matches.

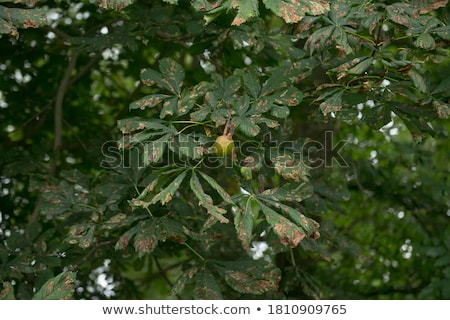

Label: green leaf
[32,271,76,300]
[305,25,334,55]
[129,94,171,110]
[275,87,303,107]
[132,217,186,257]
[432,77,450,95]
[151,170,187,205]
[236,68,260,98]
[199,171,234,205]
[0,6,48,38]
[414,33,435,49]
[261,182,313,202]
[159,57,185,96]
[143,136,168,165]
[171,265,200,297]
[190,171,229,224]
[0,282,15,300]
[363,105,392,130]
[259,202,308,248]
[171,134,204,160]
[260,197,320,237]
[408,69,428,93]
[190,106,212,122]
[348,57,374,76]
[65,224,96,249]
[97,0,134,10]
[262,0,330,24]
[319,89,344,116]
[230,0,259,26]
[271,105,290,118]
[215,260,281,294]
[272,154,310,183]
[432,100,450,119]
[234,197,254,250]
[117,117,172,134]
[194,269,223,299]
[160,96,178,118]
[236,116,260,137]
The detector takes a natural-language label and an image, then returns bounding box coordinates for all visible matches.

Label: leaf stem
[184,242,205,261]
[290,248,297,267]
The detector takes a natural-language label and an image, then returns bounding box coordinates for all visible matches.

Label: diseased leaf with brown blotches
[0,6,48,38]
[150,170,187,205]
[171,265,201,297]
[272,154,310,183]
[319,89,344,116]
[262,0,330,24]
[0,282,15,300]
[194,269,223,299]
[116,217,186,258]
[234,198,254,250]
[32,271,76,300]
[230,0,259,26]
[97,0,134,10]
[259,202,309,248]
[215,260,281,294]
[190,171,229,224]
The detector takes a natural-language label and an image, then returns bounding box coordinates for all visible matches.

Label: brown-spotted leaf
[194,269,223,299]
[0,282,15,300]
[190,171,229,224]
[171,265,200,297]
[97,0,134,10]
[0,6,48,38]
[32,271,76,300]
[150,170,187,205]
[215,260,281,294]
[262,0,330,24]
[259,202,307,248]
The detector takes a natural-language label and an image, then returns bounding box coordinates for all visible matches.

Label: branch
[51,51,78,176]
[68,52,102,87]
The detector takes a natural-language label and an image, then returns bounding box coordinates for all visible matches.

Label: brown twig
[51,51,78,176]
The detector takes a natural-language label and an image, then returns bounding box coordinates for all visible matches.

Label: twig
[51,51,78,176]
[70,239,117,271]
[153,256,182,299]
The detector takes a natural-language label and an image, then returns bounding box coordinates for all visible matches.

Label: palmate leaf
[65,223,96,249]
[363,105,392,130]
[260,197,320,237]
[129,94,171,110]
[261,182,313,203]
[319,89,344,116]
[171,265,200,297]
[194,269,223,299]
[272,154,310,183]
[234,197,254,250]
[97,0,134,10]
[140,58,184,95]
[32,271,76,300]
[214,260,281,294]
[235,116,260,137]
[0,282,15,300]
[0,6,48,38]
[262,0,330,24]
[150,170,187,205]
[259,201,310,248]
[115,217,186,258]
[230,0,259,26]
[190,171,229,224]
[198,171,234,205]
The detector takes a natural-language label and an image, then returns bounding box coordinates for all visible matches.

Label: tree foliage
[0,0,449,299]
